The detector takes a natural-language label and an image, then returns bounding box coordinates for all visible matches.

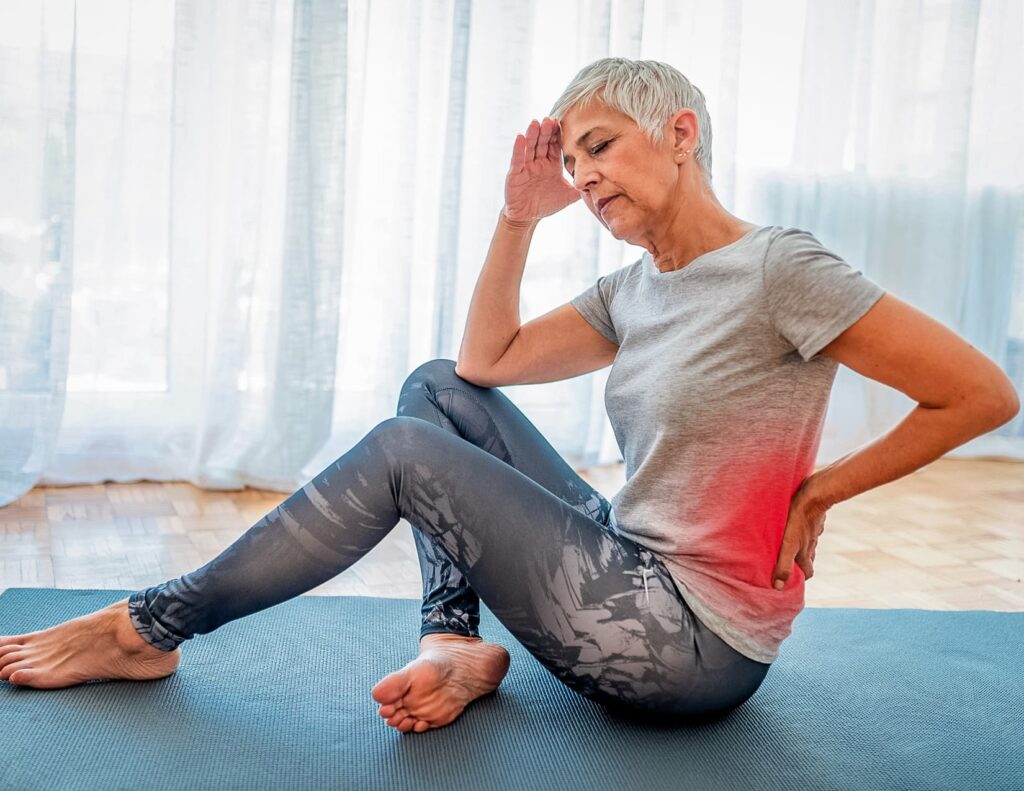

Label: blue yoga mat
[1,587,1021,791]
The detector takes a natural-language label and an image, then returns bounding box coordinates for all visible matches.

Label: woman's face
[559,102,696,242]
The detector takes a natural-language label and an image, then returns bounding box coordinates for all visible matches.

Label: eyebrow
[562,126,609,169]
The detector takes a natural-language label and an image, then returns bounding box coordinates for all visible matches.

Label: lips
[598,195,620,214]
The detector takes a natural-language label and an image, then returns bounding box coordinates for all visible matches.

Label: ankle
[108,602,164,656]
[419,633,482,649]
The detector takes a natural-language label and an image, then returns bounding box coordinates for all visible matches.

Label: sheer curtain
[1,0,1021,507]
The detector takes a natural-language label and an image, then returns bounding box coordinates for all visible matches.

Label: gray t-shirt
[570,224,886,663]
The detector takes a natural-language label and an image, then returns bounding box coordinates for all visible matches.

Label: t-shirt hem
[665,570,781,665]
[797,284,887,362]
[569,297,618,345]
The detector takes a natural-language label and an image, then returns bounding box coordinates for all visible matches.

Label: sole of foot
[0,597,182,689]
[371,634,511,734]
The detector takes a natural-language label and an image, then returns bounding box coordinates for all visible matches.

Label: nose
[571,169,601,206]
[572,165,596,194]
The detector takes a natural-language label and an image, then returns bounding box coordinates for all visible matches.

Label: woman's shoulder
[762,225,830,252]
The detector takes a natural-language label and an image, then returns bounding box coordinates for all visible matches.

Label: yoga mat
[0,587,1021,791]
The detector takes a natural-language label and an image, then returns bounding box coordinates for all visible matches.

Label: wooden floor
[0,458,1021,611]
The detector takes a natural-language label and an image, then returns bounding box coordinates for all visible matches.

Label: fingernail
[773,580,784,591]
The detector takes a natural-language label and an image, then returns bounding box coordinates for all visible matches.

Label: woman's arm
[456,211,540,379]
[805,292,1019,509]
[771,292,1018,589]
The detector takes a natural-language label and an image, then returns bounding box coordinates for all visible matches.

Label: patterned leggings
[127,359,771,720]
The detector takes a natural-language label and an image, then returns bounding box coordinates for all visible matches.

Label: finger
[537,117,555,153]
[773,549,798,587]
[545,118,561,161]
[773,539,797,579]
[548,120,565,161]
[510,133,525,171]
[525,119,540,162]
[795,548,814,580]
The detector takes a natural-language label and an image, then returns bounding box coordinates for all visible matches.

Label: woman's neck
[647,198,756,273]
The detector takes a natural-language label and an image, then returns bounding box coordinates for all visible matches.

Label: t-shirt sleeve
[570,273,620,345]
[763,227,886,362]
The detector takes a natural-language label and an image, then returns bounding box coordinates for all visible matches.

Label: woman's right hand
[502,117,581,224]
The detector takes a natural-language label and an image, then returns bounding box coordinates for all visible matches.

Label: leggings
[127,358,771,720]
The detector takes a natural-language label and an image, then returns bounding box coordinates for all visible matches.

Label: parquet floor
[0,458,1021,611]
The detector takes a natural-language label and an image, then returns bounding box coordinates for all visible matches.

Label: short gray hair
[548,57,713,186]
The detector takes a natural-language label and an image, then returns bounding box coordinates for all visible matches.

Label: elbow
[998,389,1021,422]
[976,385,1020,428]
[934,383,1020,433]
[951,360,1020,425]
[453,361,474,382]
[454,362,491,388]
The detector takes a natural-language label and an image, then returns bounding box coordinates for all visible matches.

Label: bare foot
[0,597,181,689]
[371,634,510,733]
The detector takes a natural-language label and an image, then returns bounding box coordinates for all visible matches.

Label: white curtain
[1,0,1021,507]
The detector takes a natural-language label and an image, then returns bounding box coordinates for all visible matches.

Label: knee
[371,414,431,441]
[368,415,439,457]
[410,357,458,382]
[367,416,456,484]
[399,358,459,396]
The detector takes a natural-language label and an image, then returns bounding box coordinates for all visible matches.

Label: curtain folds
[0,0,1021,507]
[0,1,76,505]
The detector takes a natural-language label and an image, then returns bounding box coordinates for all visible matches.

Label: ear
[668,109,699,154]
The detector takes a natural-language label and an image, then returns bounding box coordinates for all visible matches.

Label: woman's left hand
[772,480,829,590]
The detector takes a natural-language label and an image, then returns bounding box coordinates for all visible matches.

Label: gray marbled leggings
[127,359,770,720]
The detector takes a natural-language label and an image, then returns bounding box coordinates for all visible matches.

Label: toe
[387,708,409,727]
[8,668,36,686]
[378,703,398,718]
[371,669,412,705]
[0,651,28,678]
[1,657,31,683]
[397,717,416,733]
[413,720,430,733]
[0,644,25,661]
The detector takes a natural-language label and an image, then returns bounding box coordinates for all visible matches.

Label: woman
[0,59,1017,734]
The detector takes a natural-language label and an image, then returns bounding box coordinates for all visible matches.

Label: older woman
[0,59,1017,734]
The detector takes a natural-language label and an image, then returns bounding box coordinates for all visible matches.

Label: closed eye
[566,141,609,178]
